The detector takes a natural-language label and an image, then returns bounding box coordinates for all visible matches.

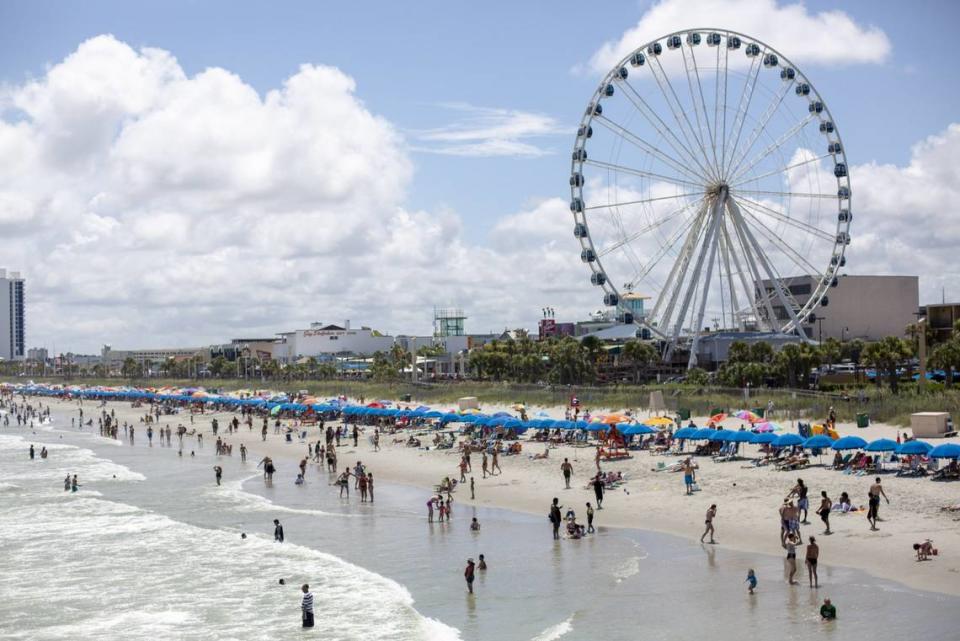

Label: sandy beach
[37,395,960,597]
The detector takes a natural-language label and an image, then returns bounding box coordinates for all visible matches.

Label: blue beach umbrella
[897,440,933,455]
[929,443,960,459]
[574,420,590,430]
[751,432,778,445]
[424,410,444,419]
[732,431,755,443]
[585,423,605,432]
[774,433,805,447]
[803,435,835,449]
[691,428,716,440]
[864,438,899,452]
[709,430,731,442]
[673,427,697,439]
[620,424,657,436]
[442,413,461,423]
[831,435,868,451]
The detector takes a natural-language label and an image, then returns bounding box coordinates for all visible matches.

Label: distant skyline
[1,0,958,352]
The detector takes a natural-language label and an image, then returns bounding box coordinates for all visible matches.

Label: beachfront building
[101,345,204,369]
[0,269,25,362]
[271,321,394,363]
[923,302,960,343]
[757,275,919,342]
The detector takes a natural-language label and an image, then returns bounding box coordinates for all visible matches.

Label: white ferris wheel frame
[570,28,852,368]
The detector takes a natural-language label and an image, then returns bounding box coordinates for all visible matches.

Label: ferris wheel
[571,29,851,368]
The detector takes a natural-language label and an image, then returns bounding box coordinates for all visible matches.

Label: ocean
[0,406,955,640]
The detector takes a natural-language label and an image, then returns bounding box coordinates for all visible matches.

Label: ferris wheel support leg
[727,197,804,337]
[667,191,725,364]
[658,205,710,362]
[687,196,725,369]
[721,220,766,332]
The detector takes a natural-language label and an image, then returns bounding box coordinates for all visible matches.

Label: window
[788,283,811,296]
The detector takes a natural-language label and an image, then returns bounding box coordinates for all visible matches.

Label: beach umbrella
[585,422,606,432]
[753,421,780,433]
[803,435,835,449]
[897,440,933,455]
[691,428,716,440]
[646,417,674,427]
[710,413,727,423]
[441,413,461,423]
[673,427,697,439]
[503,419,522,429]
[864,438,899,452]
[602,414,628,425]
[774,433,804,448]
[735,410,762,423]
[620,424,657,436]
[929,443,960,459]
[732,431,755,443]
[555,420,575,430]
[709,430,731,442]
[751,432,778,444]
[424,410,444,419]
[574,420,590,430]
[831,435,868,451]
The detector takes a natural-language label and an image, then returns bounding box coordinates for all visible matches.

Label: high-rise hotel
[0,269,25,361]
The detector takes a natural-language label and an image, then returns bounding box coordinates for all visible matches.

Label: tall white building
[0,269,25,361]
[272,321,395,362]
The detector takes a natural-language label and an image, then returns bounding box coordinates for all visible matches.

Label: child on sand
[746,569,757,594]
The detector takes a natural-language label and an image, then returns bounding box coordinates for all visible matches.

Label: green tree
[370,351,399,381]
[820,337,842,369]
[774,343,821,388]
[862,336,912,393]
[686,367,710,386]
[547,337,594,385]
[120,357,142,379]
[622,340,658,383]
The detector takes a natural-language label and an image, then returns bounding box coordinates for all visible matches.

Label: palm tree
[862,336,912,393]
[622,340,657,383]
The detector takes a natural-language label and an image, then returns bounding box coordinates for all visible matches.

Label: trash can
[856,413,869,428]
[402,394,412,402]
[677,408,691,421]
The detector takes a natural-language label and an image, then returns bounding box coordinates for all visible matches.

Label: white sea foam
[209,474,353,518]
[531,614,575,641]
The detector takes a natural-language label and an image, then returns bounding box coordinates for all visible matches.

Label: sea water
[0,408,956,640]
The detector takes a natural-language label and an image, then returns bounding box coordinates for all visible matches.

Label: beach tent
[831,435,868,451]
[864,439,899,452]
[897,440,933,455]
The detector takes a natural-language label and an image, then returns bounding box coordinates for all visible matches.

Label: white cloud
[584,0,891,75]
[0,36,597,350]
[412,103,564,157]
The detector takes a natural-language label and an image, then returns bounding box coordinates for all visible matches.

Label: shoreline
[19,396,960,598]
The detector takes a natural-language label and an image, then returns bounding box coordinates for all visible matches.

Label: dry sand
[42,396,960,596]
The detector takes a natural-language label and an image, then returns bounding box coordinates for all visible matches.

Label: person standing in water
[464,558,476,594]
[300,584,314,628]
[71,475,79,492]
[29,444,35,460]
[366,473,374,503]
[470,477,475,500]
[549,498,562,540]
[213,465,223,486]
[240,443,247,462]
[274,519,284,543]
[561,458,573,489]
[586,502,595,533]
[806,536,820,588]
[63,474,71,491]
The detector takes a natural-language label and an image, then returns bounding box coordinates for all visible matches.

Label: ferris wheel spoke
[727,204,778,330]
[731,152,831,187]
[597,196,706,258]
[681,44,720,178]
[727,198,804,335]
[719,39,731,174]
[686,199,725,367]
[645,201,709,324]
[618,79,716,181]
[736,202,823,275]
[730,114,817,184]
[630,207,703,291]
[584,191,706,211]
[592,116,706,184]
[732,194,834,242]
[584,159,704,189]
[725,79,795,179]
[724,46,766,178]
[649,54,718,182]
[734,188,835,200]
[718,222,738,329]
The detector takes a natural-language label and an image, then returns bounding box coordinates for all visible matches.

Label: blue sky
[3,0,957,239]
[1,0,959,351]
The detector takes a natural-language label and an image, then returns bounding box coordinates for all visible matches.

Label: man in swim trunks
[700,504,717,544]
[817,491,832,535]
[464,558,475,594]
[788,478,810,524]
[682,458,695,495]
[561,458,573,489]
[867,477,889,531]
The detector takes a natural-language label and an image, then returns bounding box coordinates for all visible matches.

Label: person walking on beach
[481,452,489,479]
[701,504,717,544]
[352,424,359,447]
[783,532,799,584]
[549,498,562,540]
[595,446,602,473]
[261,424,267,442]
[459,456,468,483]
[337,469,352,498]
[470,477,475,500]
[491,449,501,475]
[240,443,247,462]
[592,474,605,509]
[867,477,889,531]
[746,569,758,594]
[586,502,595,533]
[301,584,314,628]
[274,519,284,543]
[806,536,820,588]
[817,491,832,535]
[561,458,573,489]
[682,458,695,495]
[788,478,810,524]
[367,473,374,503]
[464,558,476,594]
[213,465,223,486]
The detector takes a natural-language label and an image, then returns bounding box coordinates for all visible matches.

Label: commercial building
[101,345,204,369]
[26,347,49,363]
[758,275,919,342]
[0,269,25,361]
[272,321,394,362]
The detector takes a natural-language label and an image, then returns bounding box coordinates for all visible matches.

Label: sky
[1,0,958,353]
